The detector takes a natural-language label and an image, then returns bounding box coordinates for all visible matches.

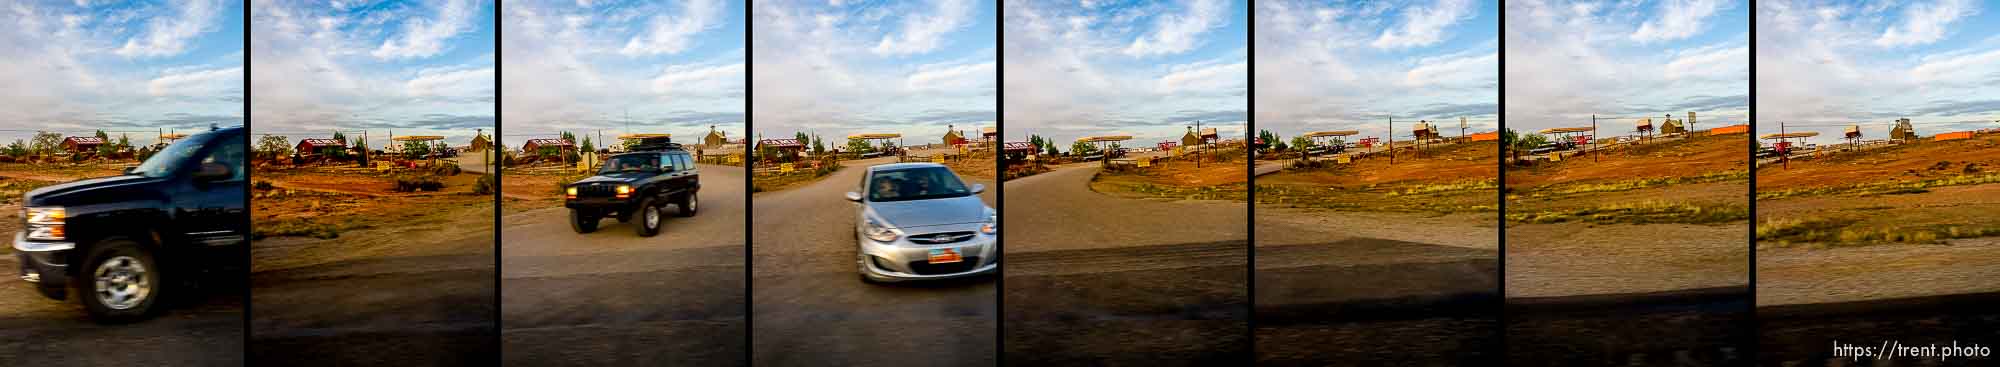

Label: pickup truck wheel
[676,193,698,217]
[570,210,599,233]
[635,197,662,237]
[80,239,160,323]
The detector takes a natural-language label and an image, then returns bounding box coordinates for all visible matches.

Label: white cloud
[1122,0,1229,57]
[1874,0,1975,47]
[619,0,724,56]
[1402,52,1496,87]
[1663,45,1747,80]
[906,61,994,92]
[407,66,493,98]
[149,66,243,97]
[1157,60,1245,94]
[1372,0,1475,49]
[115,0,222,58]
[1632,0,1730,43]
[651,62,744,95]
[871,0,974,56]
[371,0,481,60]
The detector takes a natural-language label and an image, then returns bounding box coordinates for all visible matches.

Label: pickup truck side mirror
[193,162,231,181]
[844,192,863,202]
[969,184,985,194]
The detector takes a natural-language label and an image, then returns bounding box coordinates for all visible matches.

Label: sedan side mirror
[844,192,863,202]
[969,184,985,194]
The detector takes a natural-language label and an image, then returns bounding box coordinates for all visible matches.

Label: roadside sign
[1550,152,1564,162]
[375,161,393,172]
[1336,156,1351,164]
[1136,158,1151,168]
[728,154,741,164]
[780,163,795,173]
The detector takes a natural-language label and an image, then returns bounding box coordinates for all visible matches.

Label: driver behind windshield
[872,177,901,200]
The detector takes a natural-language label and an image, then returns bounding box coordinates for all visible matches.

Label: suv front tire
[635,197,662,237]
[570,210,599,233]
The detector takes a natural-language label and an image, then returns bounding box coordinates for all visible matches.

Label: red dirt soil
[1507,134,1749,188]
[1756,134,2000,191]
[1259,141,1497,186]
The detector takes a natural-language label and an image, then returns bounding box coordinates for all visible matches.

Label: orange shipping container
[1709,124,1749,135]
[1935,131,1975,141]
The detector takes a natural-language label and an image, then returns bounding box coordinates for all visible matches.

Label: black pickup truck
[563,139,700,237]
[14,126,247,323]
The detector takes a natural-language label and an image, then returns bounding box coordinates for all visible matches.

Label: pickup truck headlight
[863,218,900,243]
[565,186,578,199]
[25,207,65,241]
[615,185,632,199]
[980,214,996,235]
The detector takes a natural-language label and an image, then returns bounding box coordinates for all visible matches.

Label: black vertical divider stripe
[1243,0,1256,363]
[1495,1,1508,361]
[743,0,756,364]
[241,0,254,357]
[1746,3,1759,360]
[993,0,1005,365]
[492,0,504,358]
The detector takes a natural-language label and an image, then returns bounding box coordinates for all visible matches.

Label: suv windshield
[131,132,218,178]
[599,154,660,174]
[866,166,970,202]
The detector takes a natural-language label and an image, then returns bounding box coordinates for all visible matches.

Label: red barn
[295,138,346,156]
[522,139,574,157]
[61,137,105,153]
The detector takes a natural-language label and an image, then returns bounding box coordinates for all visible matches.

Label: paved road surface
[751,157,996,366]
[1253,211,1499,365]
[0,255,243,364]
[251,223,495,365]
[501,164,747,365]
[1003,164,1248,365]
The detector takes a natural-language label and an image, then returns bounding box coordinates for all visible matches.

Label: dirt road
[751,157,996,366]
[500,164,747,365]
[1003,164,1247,365]
[250,205,495,365]
[0,255,243,364]
[1254,209,1499,364]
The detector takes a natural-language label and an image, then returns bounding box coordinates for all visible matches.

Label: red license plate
[927,248,963,264]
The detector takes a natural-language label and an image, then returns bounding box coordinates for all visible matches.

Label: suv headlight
[980,214,996,235]
[615,185,633,199]
[25,207,65,241]
[863,217,900,243]
[565,186,578,199]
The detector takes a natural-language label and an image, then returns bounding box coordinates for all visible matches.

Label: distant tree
[845,137,874,154]
[1257,129,1278,150]
[581,136,595,153]
[354,140,371,166]
[1290,136,1312,151]
[257,135,291,160]
[4,140,26,158]
[332,132,347,143]
[403,140,433,159]
[30,131,61,155]
[810,134,826,155]
[1069,141,1099,156]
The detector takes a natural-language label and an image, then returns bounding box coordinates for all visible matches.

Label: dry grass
[1507,200,1747,225]
[1757,172,2000,200]
[1756,216,2000,247]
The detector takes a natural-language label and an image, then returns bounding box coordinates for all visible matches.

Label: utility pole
[1591,114,1599,163]
[1388,117,1395,165]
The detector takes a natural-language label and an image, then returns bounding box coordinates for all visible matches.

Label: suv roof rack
[628,137,683,152]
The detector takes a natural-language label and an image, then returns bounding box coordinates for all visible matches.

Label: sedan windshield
[867,167,970,202]
[599,154,659,174]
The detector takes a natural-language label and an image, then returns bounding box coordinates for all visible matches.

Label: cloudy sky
[1003,0,1245,147]
[0,0,244,145]
[752,0,995,145]
[252,0,494,147]
[1760,0,2000,144]
[501,0,743,147]
[1505,0,1749,136]
[1256,0,1497,142]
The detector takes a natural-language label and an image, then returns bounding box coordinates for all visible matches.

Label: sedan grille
[905,231,976,245]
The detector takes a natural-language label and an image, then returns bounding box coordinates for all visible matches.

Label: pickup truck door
[175,135,248,249]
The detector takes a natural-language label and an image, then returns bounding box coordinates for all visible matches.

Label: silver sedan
[845,163,997,283]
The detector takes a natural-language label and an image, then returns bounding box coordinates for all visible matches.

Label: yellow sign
[1549,152,1563,162]
[1336,156,1351,164]
[959,145,968,155]
[728,154,741,164]
[1136,159,1151,168]
[780,163,795,173]
[374,161,393,172]
[577,160,592,173]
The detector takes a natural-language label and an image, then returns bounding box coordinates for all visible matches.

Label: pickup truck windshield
[599,154,659,174]
[867,167,970,202]
[131,132,217,178]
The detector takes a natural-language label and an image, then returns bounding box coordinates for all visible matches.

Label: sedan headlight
[863,217,901,243]
[25,207,65,241]
[980,214,997,235]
